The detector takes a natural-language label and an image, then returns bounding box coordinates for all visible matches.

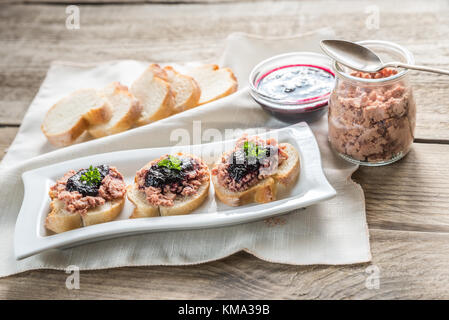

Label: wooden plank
[1,229,448,299]
[0,127,19,161]
[0,1,448,140]
[5,0,235,3]
[353,143,449,233]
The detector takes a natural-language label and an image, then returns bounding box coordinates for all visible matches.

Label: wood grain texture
[353,143,449,233]
[0,1,449,139]
[1,0,449,300]
[0,127,19,160]
[1,230,449,299]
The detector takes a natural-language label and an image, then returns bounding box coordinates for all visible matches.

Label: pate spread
[328,68,416,162]
[136,155,210,207]
[49,165,126,215]
[211,135,288,192]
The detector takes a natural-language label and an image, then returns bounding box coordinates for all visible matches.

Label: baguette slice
[127,153,210,218]
[273,143,300,190]
[212,143,300,207]
[164,66,201,113]
[213,176,277,207]
[185,64,238,105]
[159,180,209,216]
[88,82,142,138]
[42,89,112,147]
[126,184,159,219]
[45,198,125,234]
[130,64,175,126]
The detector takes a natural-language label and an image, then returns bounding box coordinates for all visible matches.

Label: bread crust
[127,184,159,218]
[212,142,300,206]
[164,66,201,113]
[45,197,125,234]
[42,117,89,148]
[190,64,238,106]
[88,83,143,138]
[83,101,113,125]
[213,175,276,207]
[82,198,125,227]
[45,200,83,234]
[132,64,177,126]
[42,89,112,147]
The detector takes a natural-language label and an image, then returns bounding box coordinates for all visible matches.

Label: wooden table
[1,0,449,299]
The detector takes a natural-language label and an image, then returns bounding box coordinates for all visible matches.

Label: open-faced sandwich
[211,135,300,206]
[127,153,210,218]
[46,165,127,233]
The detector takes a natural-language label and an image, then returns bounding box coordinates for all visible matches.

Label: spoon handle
[384,62,449,76]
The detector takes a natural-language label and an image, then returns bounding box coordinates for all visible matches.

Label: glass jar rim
[333,40,415,84]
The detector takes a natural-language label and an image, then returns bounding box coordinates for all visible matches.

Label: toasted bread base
[45,198,125,234]
[127,181,209,218]
[212,143,300,207]
[212,176,276,207]
[126,184,159,219]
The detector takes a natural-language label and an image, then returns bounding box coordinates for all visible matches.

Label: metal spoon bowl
[320,39,449,76]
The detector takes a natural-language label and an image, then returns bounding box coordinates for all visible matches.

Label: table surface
[1,0,449,300]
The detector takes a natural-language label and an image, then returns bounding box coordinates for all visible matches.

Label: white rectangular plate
[14,123,336,260]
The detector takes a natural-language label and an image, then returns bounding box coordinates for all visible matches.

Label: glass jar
[328,40,416,166]
[249,52,335,123]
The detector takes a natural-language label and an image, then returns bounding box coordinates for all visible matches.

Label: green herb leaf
[243,141,266,159]
[80,165,102,185]
[158,156,182,171]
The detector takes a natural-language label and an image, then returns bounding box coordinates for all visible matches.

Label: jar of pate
[328,40,416,166]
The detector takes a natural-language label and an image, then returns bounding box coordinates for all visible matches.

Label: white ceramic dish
[14,123,336,260]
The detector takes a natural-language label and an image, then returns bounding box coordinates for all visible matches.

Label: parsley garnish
[80,165,102,185]
[243,141,267,158]
[158,155,182,171]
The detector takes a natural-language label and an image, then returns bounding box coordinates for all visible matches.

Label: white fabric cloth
[0,29,371,277]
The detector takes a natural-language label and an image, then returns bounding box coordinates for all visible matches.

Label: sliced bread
[212,175,276,207]
[42,89,112,147]
[186,64,238,105]
[130,64,175,126]
[164,66,201,113]
[88,82,142,138]
[45,198,125,234]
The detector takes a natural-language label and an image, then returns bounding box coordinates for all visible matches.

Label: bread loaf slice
[88,82,142,138]
[164,66,201,113]
[42,89,112,147]
[130,64,175,126]
[45,198,125,234]
[186,64,238,105]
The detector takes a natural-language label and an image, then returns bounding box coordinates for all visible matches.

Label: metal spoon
[320,39,449,75]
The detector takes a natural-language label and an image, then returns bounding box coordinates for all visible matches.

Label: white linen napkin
[0,29,371,277]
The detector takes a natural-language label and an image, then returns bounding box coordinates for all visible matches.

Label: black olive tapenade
[66,165,110,197]
[144,158,194,189]
[227,145,275,182]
